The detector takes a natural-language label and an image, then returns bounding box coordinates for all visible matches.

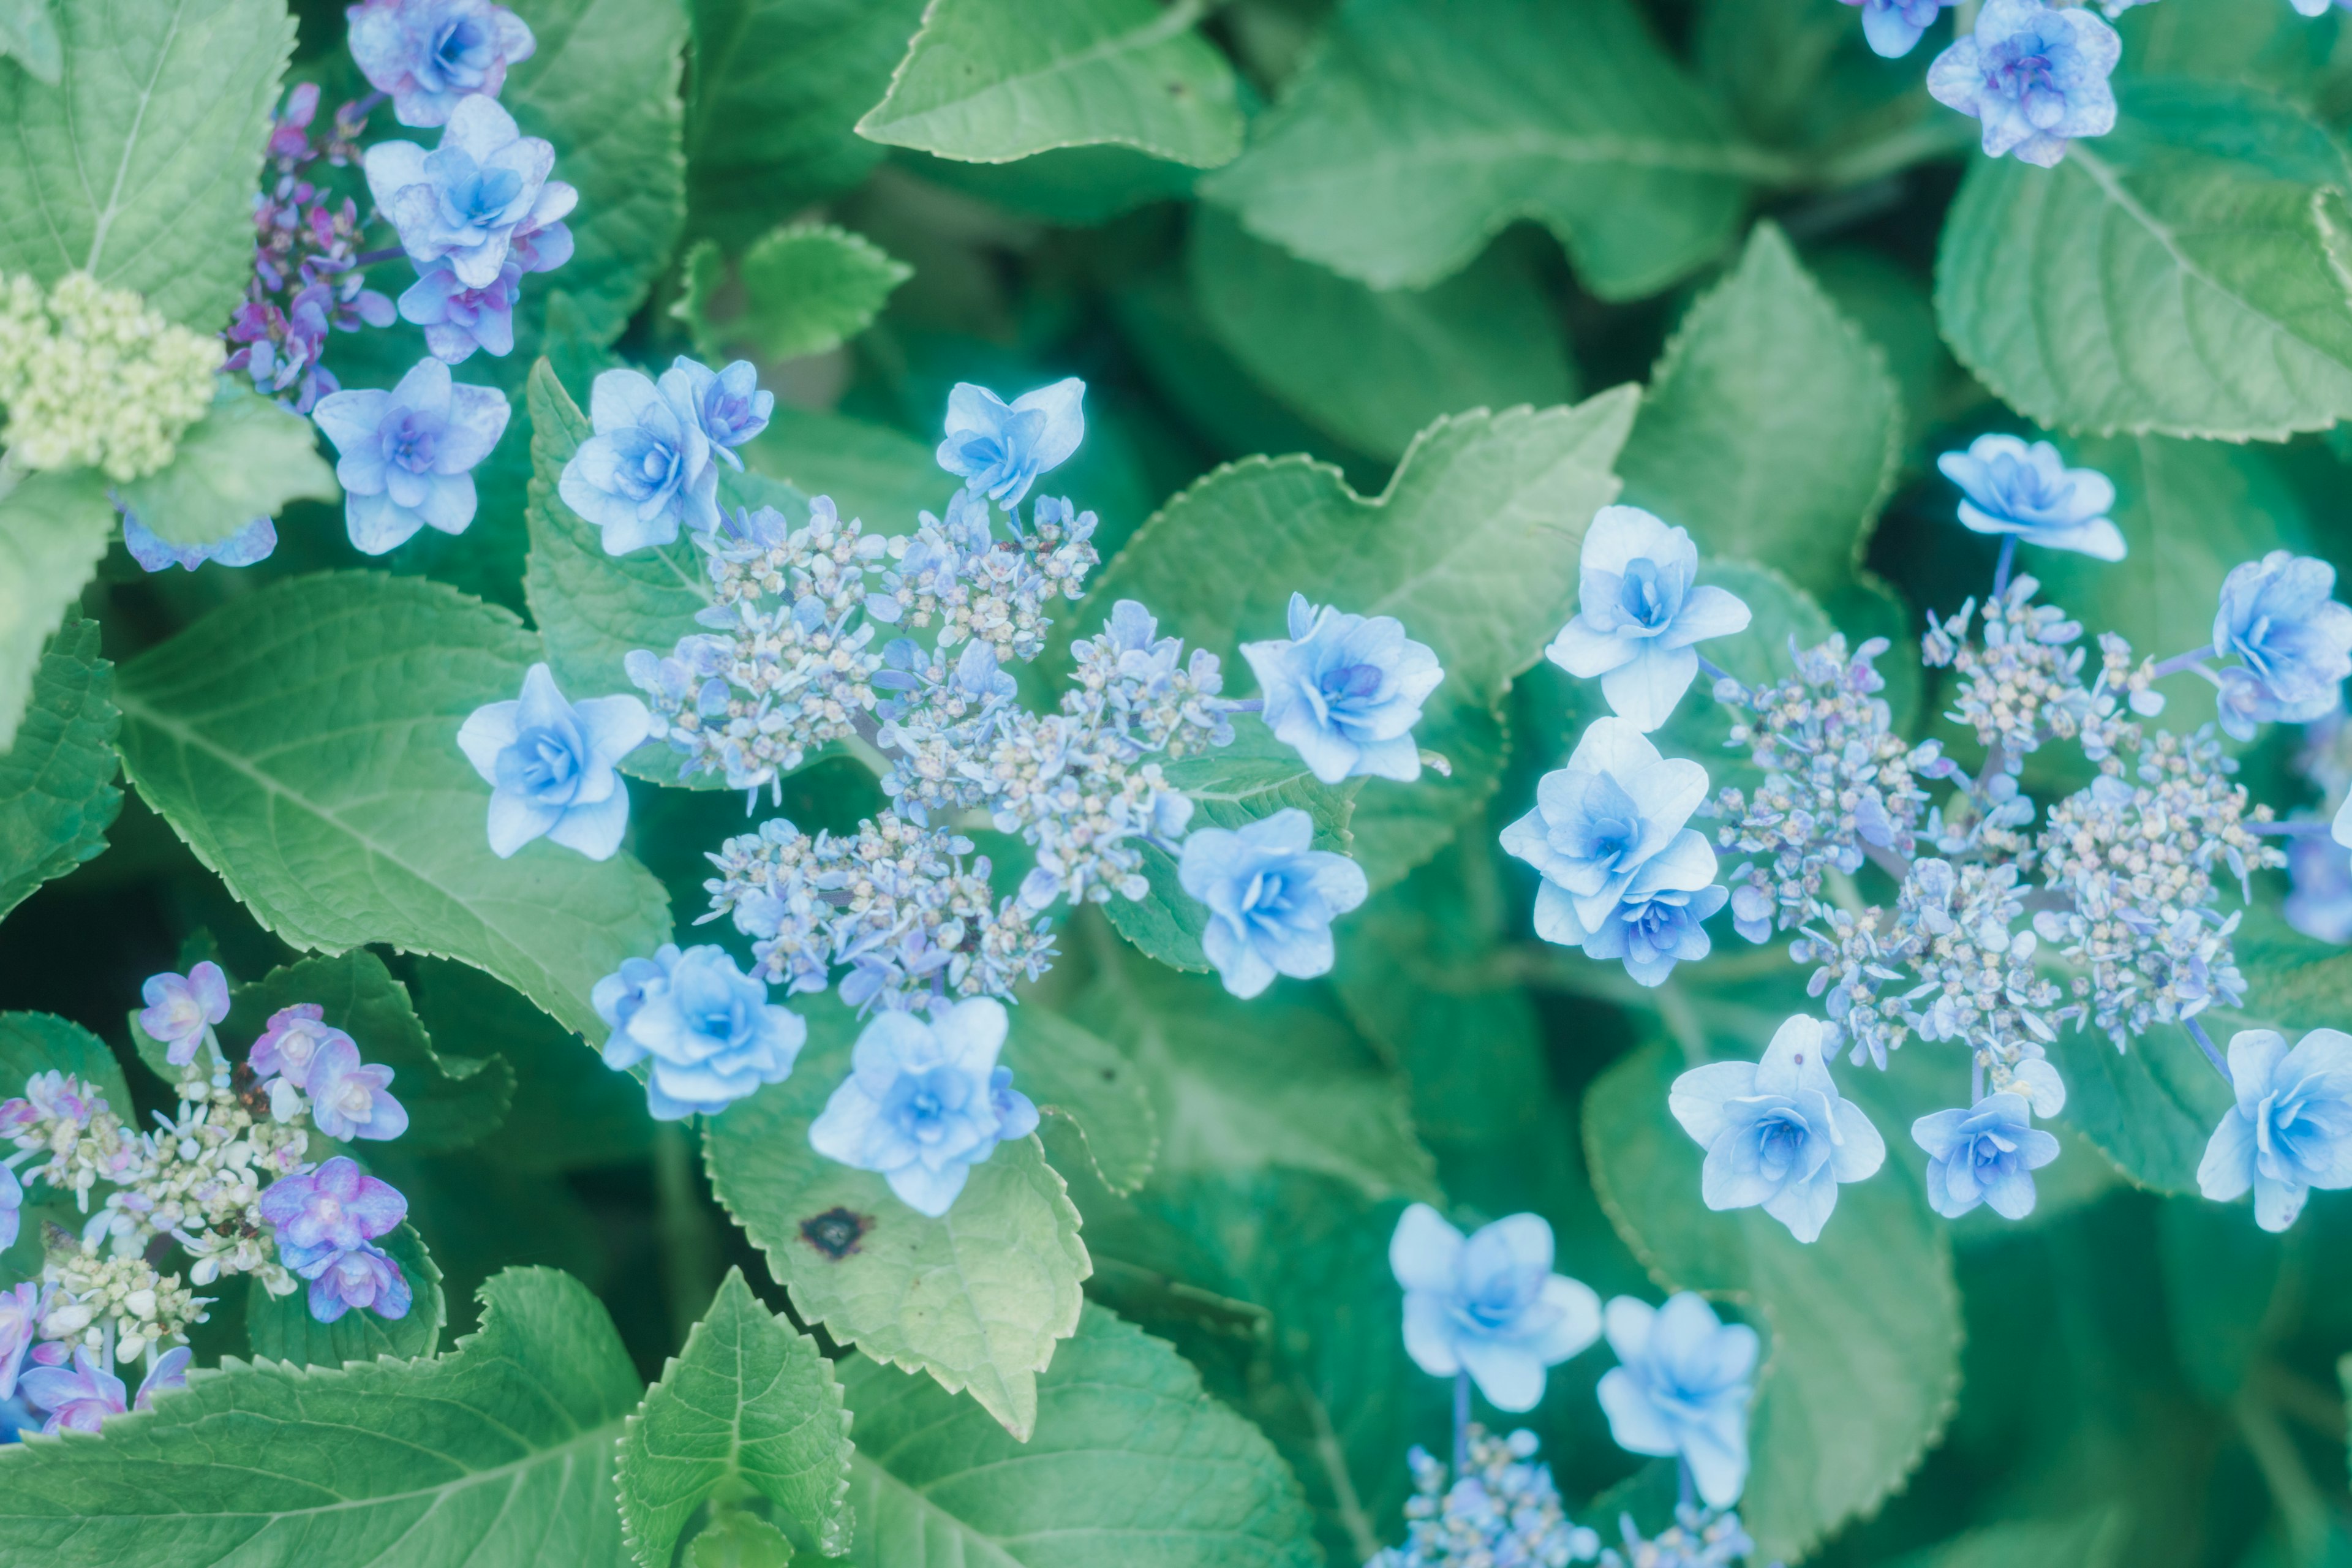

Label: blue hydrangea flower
[2198,1027,2352,1231]
[401,215,573,363]
[258,1156,407,1273]
[347,0,537,127]
[313,356,511,555]
[1387,1204,1602,1412]
[1668,1014,1887,1243]
[2209,552,2352,741]
[20,1349,127,1434]
[306,1036,410,1142]
[1545,506,1752,732]
[669,356,774,469]
[364,95,576,289]
[1936,434,2123,561]
[1177,807,1370,1000]
[598,944,807,1120]
[936,378,1085,507]
[1499,717,1717,990]
[0,1169,18,1254]
[806,998,1038,1216]
[1242,592,1445,784]
[1596,1293,1758,1510]
[1841,0,1950,56]
[137,962,228,1069]
[1910,1092,2060,1221]
[457,662,650,860]
[0,1284,38,1399]
[1368,1429,1601,1568]
[306,1243,415,1324]
[122,512,276,574]
[1926,0,2120,168]
[558,364,723,552]
[2286,826,2352,943]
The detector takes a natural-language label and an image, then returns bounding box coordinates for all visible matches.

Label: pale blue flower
[1596,1292,1758,1509]
[364,95,575,288]
[1668,1014,1886,1243]
[598,944,806,1121]
[347,0,537,127]
[122,513,276,574]
[137,962,228,1069]
[1841,0,1950,56]
[1545,506,1752,732]
[2198,1027,2352,1231]
[1500,717,1714,980]
[559,365,722,552]
[669,357,773,469]
[1242,592,1444,784]
[2286,827,2352,943]
[1177,807,1369,999]
[936,378,1085,507]
[807,998,1037,1216]
[1936,434,2122,560]
[401,214,571,364]
[1387,1204,1601,1412]
[2209,552,2352,740]
[313,356,511,554]
[457,662,650,859]
[1926,0,2120,168]
[0,1169,17,1256]
[1910,1091,2060,1221]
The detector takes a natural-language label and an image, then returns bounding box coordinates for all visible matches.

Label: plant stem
[2184,1016,2233,1085]
[1991,537,2016,600]
[1453,1371,1472,1479]
[652,1120,725,1350]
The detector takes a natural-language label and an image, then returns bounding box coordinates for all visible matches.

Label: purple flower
[10,1072,93,1131]
[399,223,571,364]
[0,1286,37,1400]
[669,357,773,469]
[1840,0,1948,57]
[20,1349,126,1433]
[349,0,537,129]
[247,1005,348,1089]
[0,1165,17,1253]
[122,512,278,574]
[364,95,575,289]
[1926,0,2120,168]
[134,1348,191,1411]
[305,1243,414,1323]
[258,1156,408,1272]
[137,963,230,1068]
[314,356,511,554]
[304,1038,409,1142]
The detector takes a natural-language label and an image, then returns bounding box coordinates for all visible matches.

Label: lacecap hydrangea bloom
[1178,808,1369,1000]
[365,95,576,291]
[312,356,510,554]
[1936,435,2124,562]
[2198,1028,2352,1231]
[936,377,1085,506]
[806,998,1038,1216]
[1388,1204,1602,1411]
[1368,1428,1602,1568]
[458,662,650,859]
[1242,592,1444,784]
[1668,1016,1885,1243]
[348,0,537,127]
[1546,506,1752,732]
[0,271,222,480]
[1910,1092,2060,1221]
[1926,0,2120,168]
[558,360,770,551]
[594,944,807,1120]
[1595,1293,1757,1510]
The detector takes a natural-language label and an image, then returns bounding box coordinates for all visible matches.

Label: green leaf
[1102,720,1357,971]
[689,1513,796,1568]
[0,467,115,752]
[856,0,1244,168]
[1006,1005,1158,1195]
[1198,0,1757,298]
[0,1267,643,1567]
[703,994,1088,1440]
[1188,210,1577,463]
[2041,1020,2231,1197]
[617,1268,854,1568]
[743,404,946,532]
[1583,1038,1962,1562]
[222,950,516,1155]
[110,571,674,1041]
[1618,222,1901,602]
[0,0,61,85]
[113,382,339,548]
[1083,392,1635,886]
[245,1221,447,1366]
[1935,80,2352,440]
[837,1302,1321,1568]
[1885,1512,2125,1568]
[507,0,690,350]
[0,0,290,327]
[897,141,1199,224]
[684,0,929,250]
[0,616,118,921]
[677,223,911,363]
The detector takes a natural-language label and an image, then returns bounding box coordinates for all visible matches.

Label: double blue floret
[1926,0,2120,168]
[1243,592,1444,785]
[1547,506,1752,733]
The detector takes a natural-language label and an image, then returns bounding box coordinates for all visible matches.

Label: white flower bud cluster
[0,270,221,480]
[1599,1506,1766,1568]
[1369,1427,1601,1568]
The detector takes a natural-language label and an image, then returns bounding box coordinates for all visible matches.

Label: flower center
[431,17,495,86]
[382,409,439,473]
[1617,559,1673,631]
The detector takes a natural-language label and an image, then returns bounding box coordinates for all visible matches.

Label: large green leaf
[110,571,674,1041]
[703,995,1089,1441]
[246,1222,447,1367]
[676,222,911,363]
[1886,1512,2125,1568]
[1007,1005,1159,1196]
[0,616,118,921]
[684,0,929,249]
[1199,0,1758,298]
[0,467,115,752]
[1188,210,1576,463]
[617,1268,854,1568]
[1618,222,1900,603]
[839,1302,1321,1568]
[0,0,60,84]
[1083,392,1634,886]
[856,0,1244,168]
[743,404,945,532]
[1936,80,2352,440]
[507,0,690,350]
[900,141,1199,224]
[0,1267,642,1567]
[1583,1038,1962,1562]
[113,383,339,549]
[0,0,290,328]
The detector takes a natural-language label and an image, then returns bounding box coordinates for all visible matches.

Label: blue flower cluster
[1835,0,2129,170]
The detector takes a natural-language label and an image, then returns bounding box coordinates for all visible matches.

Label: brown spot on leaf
[800,1207,871,1261]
